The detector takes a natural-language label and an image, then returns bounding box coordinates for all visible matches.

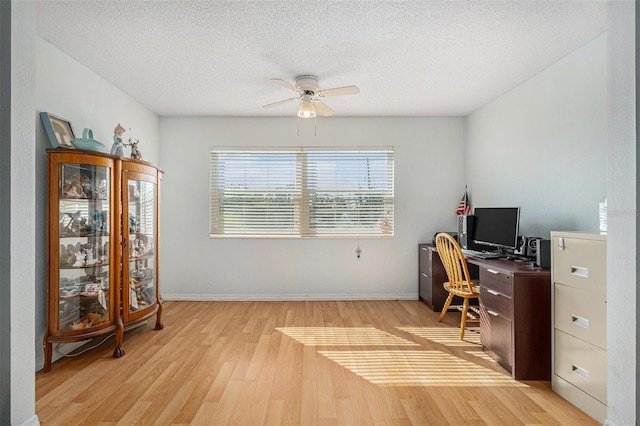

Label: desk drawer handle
[571,266,589,278]
[421,273,429,278]
[572,364,590,380]
[421,247,428,251]
[487,289,503,297]
[487,310,500,317]
[487,268,500,275]
[572,315,590,329]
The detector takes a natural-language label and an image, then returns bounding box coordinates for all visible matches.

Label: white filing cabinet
[551,232,607,423]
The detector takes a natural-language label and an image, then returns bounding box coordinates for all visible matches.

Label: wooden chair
[434,232,480,339]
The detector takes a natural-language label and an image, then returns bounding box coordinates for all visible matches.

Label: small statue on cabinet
[73,250,85,267]
[110,123,126,156]
[85,247,98,265]
[129,138,143,160]
[101,242,109,263]
[63,175,87,199]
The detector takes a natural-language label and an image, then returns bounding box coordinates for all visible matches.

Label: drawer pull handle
[487,310,500,317]
[421,273,429,278]
[421,247,428,251]
[570,266,589,278]
[571,315,590,329]
[487,269,500,275]
[572,364,590,380]
[487,289,503,297]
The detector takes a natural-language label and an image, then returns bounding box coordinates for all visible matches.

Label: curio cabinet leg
[154,298,164,330]
[112,315,125,358]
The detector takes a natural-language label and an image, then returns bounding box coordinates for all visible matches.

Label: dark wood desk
[465,256,551,381]
[419,244,479,311]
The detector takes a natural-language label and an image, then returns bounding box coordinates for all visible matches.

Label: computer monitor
[472,207,520,250]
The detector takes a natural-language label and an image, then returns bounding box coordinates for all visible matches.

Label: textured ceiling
[35,1,607,117]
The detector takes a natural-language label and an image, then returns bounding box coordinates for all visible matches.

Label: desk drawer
[554,283,606,349]
[480,268,513,297]
[480,286,512,319]
[555,329,607,404]
[552,236,606,294]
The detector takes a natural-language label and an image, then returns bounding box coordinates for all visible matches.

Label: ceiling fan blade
[270,78,301,93]
[317,85,360,97]
[262,97,298,108]
[314,100,335,117]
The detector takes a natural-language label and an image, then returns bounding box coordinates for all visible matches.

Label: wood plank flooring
[36,300,598,425]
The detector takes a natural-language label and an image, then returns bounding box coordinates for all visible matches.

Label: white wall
[36,38,160,164]
[159,117,465,300]
[466,34,607,238]
[606,1,636,424]
[34,38,160,370]
[10,2,38,424]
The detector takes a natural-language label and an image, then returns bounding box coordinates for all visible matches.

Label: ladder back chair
[434,232,480,339]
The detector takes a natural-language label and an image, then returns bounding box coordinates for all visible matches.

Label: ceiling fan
[262,75,360,118]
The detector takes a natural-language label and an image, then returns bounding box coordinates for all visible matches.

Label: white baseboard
[162,293,418,302]
[20,414,40,426]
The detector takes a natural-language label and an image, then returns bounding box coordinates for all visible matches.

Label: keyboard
[461,249,502,259]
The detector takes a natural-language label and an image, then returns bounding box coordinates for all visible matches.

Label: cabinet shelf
[59,263,107,269]
[60,232,110,238]
[130,277,153,288]
[129,254,154,262]
[59,292,106,300]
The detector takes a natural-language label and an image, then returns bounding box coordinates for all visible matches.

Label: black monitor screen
[472,207,520,250]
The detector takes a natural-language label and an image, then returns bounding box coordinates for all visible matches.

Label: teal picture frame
[40,112,76,149]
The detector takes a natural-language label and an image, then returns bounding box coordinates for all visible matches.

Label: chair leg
[459,298,469,340]
[439,293,454,322]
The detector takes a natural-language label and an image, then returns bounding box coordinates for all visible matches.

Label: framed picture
[40,112,76,149]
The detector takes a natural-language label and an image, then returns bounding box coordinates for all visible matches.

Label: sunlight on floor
[465,350,497,363]
[397,326,482,346]
[318,350,526,387]
[275,326,520,388]
[275,327,420,346]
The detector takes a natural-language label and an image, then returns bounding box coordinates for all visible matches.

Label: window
[210,147,394,237]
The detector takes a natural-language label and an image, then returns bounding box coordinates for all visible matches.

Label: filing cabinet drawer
[553,375,607,424]
[552,235,606,294]
[485,309,512,368]
[419,245,431,274]
[480,268,513,297]
[419,271,432,307]
[555,330,607,404]
[554,283,606,349]
[480,286,512,319]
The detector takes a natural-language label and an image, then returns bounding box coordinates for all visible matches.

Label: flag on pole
[456,186,471,215]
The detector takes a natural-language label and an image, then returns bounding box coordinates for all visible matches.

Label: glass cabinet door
[57,162,113,332]
[123,172,158,321]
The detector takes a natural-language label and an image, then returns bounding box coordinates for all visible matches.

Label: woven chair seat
[443,282,479,297]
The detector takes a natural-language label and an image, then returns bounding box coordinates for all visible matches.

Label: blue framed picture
[40,112,76,149]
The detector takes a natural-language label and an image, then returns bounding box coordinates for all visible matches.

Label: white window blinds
[210,147,394,237]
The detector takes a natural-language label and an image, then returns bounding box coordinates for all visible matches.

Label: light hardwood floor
[36,300,598,425]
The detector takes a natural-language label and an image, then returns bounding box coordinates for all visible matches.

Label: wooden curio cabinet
[44,149,163,373]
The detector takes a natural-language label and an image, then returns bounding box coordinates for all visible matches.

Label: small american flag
[456,187,471,215]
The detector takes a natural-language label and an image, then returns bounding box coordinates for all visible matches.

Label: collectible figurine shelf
[44,149,163,373]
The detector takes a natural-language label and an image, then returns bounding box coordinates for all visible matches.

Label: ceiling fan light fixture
[298,95,316,118]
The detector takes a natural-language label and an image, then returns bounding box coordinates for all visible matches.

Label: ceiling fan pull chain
[314,115,317,136]
[297,115,300,137]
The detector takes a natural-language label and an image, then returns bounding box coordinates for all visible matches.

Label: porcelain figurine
[85,248,97,265]
[73,250,85,267]
[129,138,143,160]
[110,123,126,156]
